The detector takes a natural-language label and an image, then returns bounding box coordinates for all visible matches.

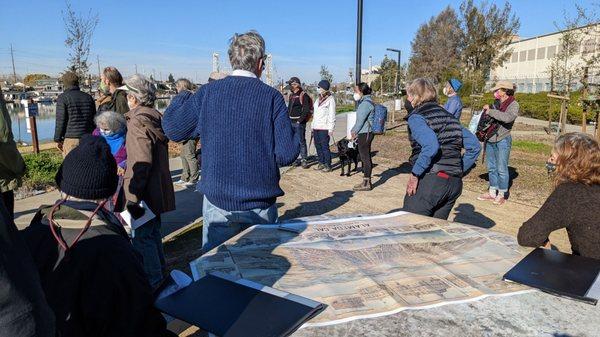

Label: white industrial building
[490,24,600,93]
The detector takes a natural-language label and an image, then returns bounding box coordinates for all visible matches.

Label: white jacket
[311,94,336,132]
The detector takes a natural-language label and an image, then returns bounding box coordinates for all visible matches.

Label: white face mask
[317,88,323,95]
[442,87,449,96]
[353,93,362,102]
[99,129,114,137]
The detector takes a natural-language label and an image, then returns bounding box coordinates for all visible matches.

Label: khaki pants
[62,138,80,157]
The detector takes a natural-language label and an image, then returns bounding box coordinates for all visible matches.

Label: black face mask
[545,161,557,174]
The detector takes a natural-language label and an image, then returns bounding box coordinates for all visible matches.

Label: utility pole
[10,44,19,88]
[355,0,363,85]
[97,55,101,79]
[386,48,402,96]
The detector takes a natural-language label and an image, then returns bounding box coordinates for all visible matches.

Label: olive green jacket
[0,93,26,192]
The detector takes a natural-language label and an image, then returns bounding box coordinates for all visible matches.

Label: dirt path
[276,156,571,252]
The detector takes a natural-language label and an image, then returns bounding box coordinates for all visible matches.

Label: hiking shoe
[477,193,496,201]
[314,163,325,171]
[174,179,187,185]
[353,178,372,191]
[321,165,332,173]
[493,196,506,205]
[301,160,309,169]
[293,160,301,167]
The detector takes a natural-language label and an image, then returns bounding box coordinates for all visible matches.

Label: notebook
[503,248,600,305]
[155,272,326,337]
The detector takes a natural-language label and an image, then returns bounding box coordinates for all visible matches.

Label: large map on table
[190,212,529,326]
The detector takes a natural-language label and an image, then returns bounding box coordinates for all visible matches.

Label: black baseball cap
[286,77,301,85]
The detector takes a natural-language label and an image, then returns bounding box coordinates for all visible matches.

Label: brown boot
[353,178,372,191]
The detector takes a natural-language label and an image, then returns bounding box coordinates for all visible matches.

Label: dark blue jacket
[162,76,299,211]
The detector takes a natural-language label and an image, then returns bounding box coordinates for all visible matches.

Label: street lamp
[386,48,402,95]
[355,0,363,86]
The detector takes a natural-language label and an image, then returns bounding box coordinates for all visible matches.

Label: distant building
[34,78,63,97]
[490,24,600,93]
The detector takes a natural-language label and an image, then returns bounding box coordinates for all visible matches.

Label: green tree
[23,74,51,86]
[319,65,334,84]
[371,56,407,94]
[458,0,520,92]
[167,73,175,83]
[408,6,462,84]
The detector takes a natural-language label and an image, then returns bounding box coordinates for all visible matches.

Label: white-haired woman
[93,110,128,217]
[121,74,175,288]
[93,111,127,174]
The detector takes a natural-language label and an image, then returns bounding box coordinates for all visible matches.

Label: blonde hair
[553,132,600,187]
[407,78,438,107]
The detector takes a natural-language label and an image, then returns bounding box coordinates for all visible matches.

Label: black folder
[155,272,326,337]
[503,248,600,305]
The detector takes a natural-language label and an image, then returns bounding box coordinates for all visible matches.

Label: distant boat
[34,96,53,103]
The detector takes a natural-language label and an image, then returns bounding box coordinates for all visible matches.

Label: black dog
[337,139,359,176]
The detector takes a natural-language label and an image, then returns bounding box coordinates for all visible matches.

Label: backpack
[475,111,500,142]
[290,92,314,121]
[365,101,388,135]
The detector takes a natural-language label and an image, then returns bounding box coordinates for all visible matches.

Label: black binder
[503,248,600,305]
[155,272,326,337]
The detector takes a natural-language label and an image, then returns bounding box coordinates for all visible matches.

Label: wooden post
[30,116,39,154]
[547,94,570,136]
[582,67,588,133]
[560,100,568,135]
[548,96,552,131]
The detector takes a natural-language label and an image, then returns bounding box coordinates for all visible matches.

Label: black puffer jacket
[54,86,96,142]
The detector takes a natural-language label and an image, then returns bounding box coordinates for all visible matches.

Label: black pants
[357,133,374,178]
[403,172,463,220]
[1,190,14,219]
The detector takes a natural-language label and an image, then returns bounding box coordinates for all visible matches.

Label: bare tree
[319,65,334,84]
[62,0,99,78]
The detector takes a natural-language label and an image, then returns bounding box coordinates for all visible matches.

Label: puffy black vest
[408,101,463,176]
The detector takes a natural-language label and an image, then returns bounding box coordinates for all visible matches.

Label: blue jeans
[292,123,307,160]
[201,196,278,253]
[486,136,512,195]
[313,130,331,166]
[132,215,165,288]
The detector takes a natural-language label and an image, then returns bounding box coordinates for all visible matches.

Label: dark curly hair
[356,82,372,95]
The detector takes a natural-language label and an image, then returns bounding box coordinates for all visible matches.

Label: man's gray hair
[125,74,156,106]
[94,111,126,133]
[175,78,194,92]
[228,31,266,72]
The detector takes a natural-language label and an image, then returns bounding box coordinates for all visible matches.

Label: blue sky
[0,0,595,83]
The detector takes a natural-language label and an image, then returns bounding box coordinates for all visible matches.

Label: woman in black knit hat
[20,135,175,337]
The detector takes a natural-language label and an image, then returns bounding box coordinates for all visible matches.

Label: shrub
[460,91,592,124]
[22,151,63,189]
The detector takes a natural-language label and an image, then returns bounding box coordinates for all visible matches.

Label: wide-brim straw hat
[491,80,514,92]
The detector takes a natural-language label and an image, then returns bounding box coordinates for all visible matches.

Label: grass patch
[336,104,354,114]
[512,140,552,154]
[22,150,62,189]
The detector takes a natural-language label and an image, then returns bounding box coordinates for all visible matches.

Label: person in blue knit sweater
[162,31,299,253]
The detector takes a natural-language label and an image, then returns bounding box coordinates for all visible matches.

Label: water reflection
[7,99,171,144]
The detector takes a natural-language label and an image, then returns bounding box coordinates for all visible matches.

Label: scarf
[499,95,515,112]
[318,92,331,106]
[102,130,126,155]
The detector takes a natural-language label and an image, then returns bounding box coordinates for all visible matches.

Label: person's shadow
[478,166,519,190]
[452,203,496,229]
[371,162,411,189]
[279,190,354,220]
